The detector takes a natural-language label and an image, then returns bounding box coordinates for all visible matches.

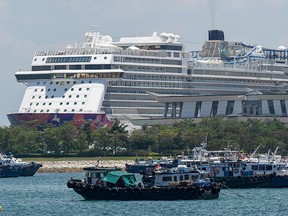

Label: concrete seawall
[38,160,134,173]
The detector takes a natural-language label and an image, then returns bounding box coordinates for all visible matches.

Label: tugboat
[67,166,221,200]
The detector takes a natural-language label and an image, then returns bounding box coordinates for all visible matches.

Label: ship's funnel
[208,30,224,41]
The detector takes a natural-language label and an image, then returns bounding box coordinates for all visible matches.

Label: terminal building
[129,90,288,127]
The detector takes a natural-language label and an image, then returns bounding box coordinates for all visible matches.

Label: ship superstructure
[7,29,288,128]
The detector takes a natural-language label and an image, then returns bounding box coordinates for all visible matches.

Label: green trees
[1,117,288,156]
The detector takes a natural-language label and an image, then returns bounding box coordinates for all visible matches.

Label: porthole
[48,89,50,92]
[43,103,46,106]
[56,82,59,85]
[67,81,70,84]
[74,102,77,105]
[66,102,69,105]
[51,95,54,98]
[41,89,44,92]
[79,109,83,112]
[38,96,41,99]
[40,110,43,113]
[53,88,56,91]
[32,96,35,99]
[104,56,107,59]
[60,102,63,105]
[69,95,72,98]
[49,102,52,105]
[76,95,79,98]
[46,109,49,112]
[73,81,76,84]
[86,88,90,91]
[62,95,65,98]
[34,58,37,61]
[37,82,40,85]
[50,82,53,85]
[43,82,46,85]
[81,81,84,84]
[64,109,67,112]
[79,88,82,91]
[34,110,37,113]
[64,88,68,91]
[45,96,48,99]
[84,95,87,98]
[30,103,33,106]
[93,57,97,60]
[71,88,74,91]
[42,58,45,61]
[72,109,75,112]
[34,89,37,92]
[36,103,39,106]
[82,102,85,105]
[89,81,92,84]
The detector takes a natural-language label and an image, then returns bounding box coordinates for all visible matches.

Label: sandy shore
[37,160,134,173]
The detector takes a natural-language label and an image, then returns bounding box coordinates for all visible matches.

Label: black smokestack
[208,30,224,41]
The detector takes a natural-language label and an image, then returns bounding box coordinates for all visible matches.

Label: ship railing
[35,48,169,58]
[191,60,270,72]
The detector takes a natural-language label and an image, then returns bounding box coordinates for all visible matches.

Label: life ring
[111,188,119,196]
[234,168,239,174]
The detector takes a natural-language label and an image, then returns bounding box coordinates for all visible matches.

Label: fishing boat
[67,166,221,200]
[180,144,288,188]
[125,157,176,174]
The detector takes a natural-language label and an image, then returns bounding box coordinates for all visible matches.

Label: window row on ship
[16,72,122,80]
[102,101,162,108]
[113,56,182,65]
[106,88,194,95]
[31,94,89,100]
[26,108,85,113]
[191,69,286,79]
[31,65,183,74]
[103,108,163,115]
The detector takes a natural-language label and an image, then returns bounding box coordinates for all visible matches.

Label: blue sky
[0,0,288,126]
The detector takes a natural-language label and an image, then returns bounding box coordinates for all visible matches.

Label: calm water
[0,172,288,216]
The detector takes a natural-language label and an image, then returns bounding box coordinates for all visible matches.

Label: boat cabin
[83,167,121,185]
[153,167,208,187]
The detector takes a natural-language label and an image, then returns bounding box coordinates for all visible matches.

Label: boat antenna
[273,146,279,156]
[251,145,260,158]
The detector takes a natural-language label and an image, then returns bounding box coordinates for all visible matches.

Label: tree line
[1,117,288,157]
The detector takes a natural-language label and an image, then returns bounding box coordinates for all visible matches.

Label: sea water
[0,172,288,216]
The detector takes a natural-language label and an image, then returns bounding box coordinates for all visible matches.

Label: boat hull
[19,163,42,176]
[7,113,112,128]
[214,174,288,188]
[0,166,21,178]
[67,180,220,201]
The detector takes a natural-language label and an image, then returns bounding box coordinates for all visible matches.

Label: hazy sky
[0,0,287,126]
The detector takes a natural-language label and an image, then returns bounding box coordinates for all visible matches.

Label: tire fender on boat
[111,188,119,196]
[134,187,142,194]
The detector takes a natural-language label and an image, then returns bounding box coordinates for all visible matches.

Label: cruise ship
[7,29,288,128]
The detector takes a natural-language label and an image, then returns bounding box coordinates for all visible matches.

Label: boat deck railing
[34,48,177,58]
